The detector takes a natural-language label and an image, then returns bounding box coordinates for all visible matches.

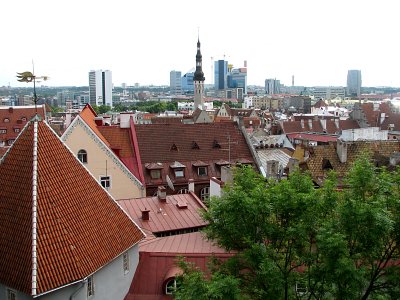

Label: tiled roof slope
[360,102,400,131]
[305,140,400,181]
[0,120,144,296]
[134,122,253,163]
[79,104,110,146]
[0,105,46,144]
[281,119,359,134]
[98,125,144,183]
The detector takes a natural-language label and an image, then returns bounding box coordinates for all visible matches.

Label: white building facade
[89,70,113,107]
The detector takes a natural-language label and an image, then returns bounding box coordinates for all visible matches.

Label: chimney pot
[188,179,195,192]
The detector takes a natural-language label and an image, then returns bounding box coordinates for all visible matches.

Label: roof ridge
[31,120,39,296]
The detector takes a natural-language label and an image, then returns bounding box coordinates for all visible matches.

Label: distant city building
[214,60,228,90]
[346,69,362,97]
[181,71,194,93]
[170,70,182,95]
[312,86,346,100]
[193,38,205,109]
[265,78,281,95]
[89,69,113,107]
[227,66,247,95]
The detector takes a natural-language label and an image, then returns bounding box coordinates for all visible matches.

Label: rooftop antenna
[220,134,238,165]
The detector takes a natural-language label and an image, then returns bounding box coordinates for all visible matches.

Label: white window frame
[165,278,177,295]
[197,166,208,176]
[100,176,111,190]
[0,129,7,134]
[7,289,16,300]
[123,252,130,274]
[77,149,88,164]
[87,275,94,297]
[200,186,210,201]
[295,282,307,296]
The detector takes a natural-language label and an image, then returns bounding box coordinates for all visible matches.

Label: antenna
[220,134,239,165]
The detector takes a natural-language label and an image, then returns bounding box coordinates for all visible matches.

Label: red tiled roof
[118,192,207,234]
[0,120,144,296]
[79,104,110,146]
[313,99,327,108]
[0,105,46,143]
[281,119,359,134]
[287,133,338,143]
[360,102,400,131]
[135,122,253,163]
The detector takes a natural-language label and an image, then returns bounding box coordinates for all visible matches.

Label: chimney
[336,140,348,163]
[8,107,13,113]
[65,113,72,128]
[94,117,103,126]
[188,179,195,193]
[300,119,304,129]
[141,208,150,221]
[320,119,327,132]
[308,119,313,130]
[380,113,386,125]
[334,118,340,129]
[157,186,167,202]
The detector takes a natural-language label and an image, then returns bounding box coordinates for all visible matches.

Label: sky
[1,0,399,88]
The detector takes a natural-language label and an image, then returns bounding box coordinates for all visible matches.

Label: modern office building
[181,71,194,93]
[214,60,228,90]
[312,86,346,100]
[346,70,362,97]
[193,38,205,109]
[227,67,247,95]
[89,70,113,107]
[265,78,281,95]
[170,70,182,95]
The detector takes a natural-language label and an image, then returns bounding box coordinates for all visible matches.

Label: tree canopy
[175,156,400,299]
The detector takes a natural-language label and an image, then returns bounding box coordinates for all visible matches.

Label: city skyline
[1,0,399,88]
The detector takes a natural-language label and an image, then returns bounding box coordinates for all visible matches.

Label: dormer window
[174,169,184,178]
[170,143,178,151]
[150,169,161,179]
[3,118,10,123]
[192,141,200,149]
[213,139,221,149]
[0,129,6,134]
[198,166,208,176]
[170,161,186,179]
[14,128,20,133]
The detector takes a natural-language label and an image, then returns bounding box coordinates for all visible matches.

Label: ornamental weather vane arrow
[17,63,49,114]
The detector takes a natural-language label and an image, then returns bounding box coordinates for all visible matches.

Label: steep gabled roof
[79,104,110,146]
[313,99,328,108]
[0,119,144,296]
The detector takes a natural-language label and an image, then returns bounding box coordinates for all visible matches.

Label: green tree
[175,159,400,299]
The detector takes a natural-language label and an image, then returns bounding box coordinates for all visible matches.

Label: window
[77,149,87,163]
[198,166,208,176]
[87,276,94,297]
[100,176,111,189]
[175,169,184,178]
[123,252,129,274]
[0,129,6,134]
[200,186,210,201]
[14,128,20,133]
[295,282,307,296]
[3,118,10,123]
[7,289,16,300]
[165,278,177,295]
[150,169,161,179]
[7,139,14,145]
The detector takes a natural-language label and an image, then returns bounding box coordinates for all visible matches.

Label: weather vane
[17,62,49,113]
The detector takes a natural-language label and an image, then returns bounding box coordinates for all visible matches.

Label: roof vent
[141,208,150,221]
[176,199,188,209]
[213,139,221,149]
[8,107,13,113]
[170,143,178,151]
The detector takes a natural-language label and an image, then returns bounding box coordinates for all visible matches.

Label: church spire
[194,35,205,109]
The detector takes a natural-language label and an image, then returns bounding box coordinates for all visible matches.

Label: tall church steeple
[194,36,205,109]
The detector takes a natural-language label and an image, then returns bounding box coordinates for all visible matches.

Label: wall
[0,245,139,300]
[62,120,144,199]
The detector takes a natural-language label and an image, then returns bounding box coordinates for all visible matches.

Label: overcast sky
[1,0,399,88]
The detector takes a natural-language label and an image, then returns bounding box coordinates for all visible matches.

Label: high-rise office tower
[193,38,205,109]
[265,78,281,95]
[214,60,228,90]
[89,70,113,107]
[170,70,182,95]
[227,63,247,95]
[346,70,362,97]
[182,71,194,93]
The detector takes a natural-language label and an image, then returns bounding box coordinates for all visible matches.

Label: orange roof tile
[0,119,144,296]
[79,104,110,146]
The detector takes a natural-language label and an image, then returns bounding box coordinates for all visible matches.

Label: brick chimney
[157,186,167,202]
[320,119,327,132]
[94,117,103,126]
[188,179,195,193]
[141,208,150,221]
[300,119,304,129]
[308,119,312,130]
